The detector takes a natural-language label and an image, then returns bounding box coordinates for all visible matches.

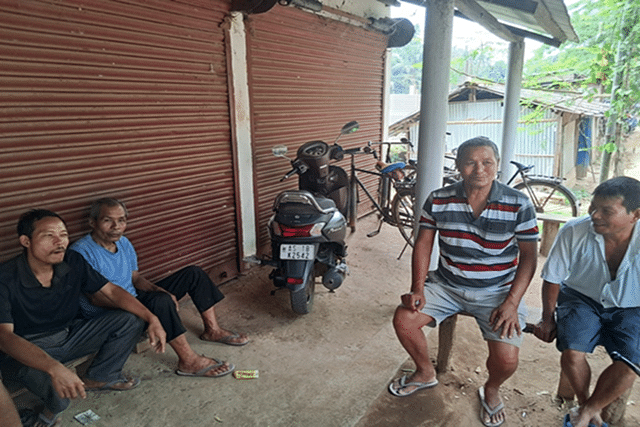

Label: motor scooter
[254,121,359,314]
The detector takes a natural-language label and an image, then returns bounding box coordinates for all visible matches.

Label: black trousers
[136,266,224,342]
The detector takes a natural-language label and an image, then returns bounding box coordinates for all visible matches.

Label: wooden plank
[538,214,571,256]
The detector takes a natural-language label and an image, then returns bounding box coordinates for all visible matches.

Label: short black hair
[593,176,640,213]
[456,136,500,166]
[17,209,66,238]
[89,198,128,221]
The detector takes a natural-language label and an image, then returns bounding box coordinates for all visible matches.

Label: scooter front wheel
[290,268,315,314]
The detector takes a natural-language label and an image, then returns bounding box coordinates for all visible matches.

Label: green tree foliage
[450,45,507,87]
[390,26,508,94]
[524,0,640,181]
[390,25,423,94]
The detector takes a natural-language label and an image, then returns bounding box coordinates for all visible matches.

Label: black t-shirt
[0,251,108,337]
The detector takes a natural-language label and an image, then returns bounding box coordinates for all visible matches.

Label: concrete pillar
[226,12,257,260]
[415,0,454,262]
[500,39,525,183]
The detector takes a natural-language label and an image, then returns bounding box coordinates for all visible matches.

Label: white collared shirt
[541,215,640,308]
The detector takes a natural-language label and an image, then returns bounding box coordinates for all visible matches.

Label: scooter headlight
[272,222,325,237]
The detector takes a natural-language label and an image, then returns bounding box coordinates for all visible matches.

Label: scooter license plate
[280,244,315,260]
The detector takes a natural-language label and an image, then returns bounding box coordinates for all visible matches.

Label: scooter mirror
[272,145,289,157]
[341,121,359,135]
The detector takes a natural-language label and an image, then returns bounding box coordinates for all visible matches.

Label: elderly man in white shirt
[535,176,640,427]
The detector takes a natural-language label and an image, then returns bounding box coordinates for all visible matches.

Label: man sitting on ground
[0,209,166,427]
[71,197,248,379]
[390,136,539,427]
[534,176,640,427]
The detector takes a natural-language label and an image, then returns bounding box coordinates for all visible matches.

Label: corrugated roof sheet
[389,81,609,135]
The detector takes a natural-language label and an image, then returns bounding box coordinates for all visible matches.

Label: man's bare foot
[176,354,234,378]
[200,330,249,346]
[568,406,605,427]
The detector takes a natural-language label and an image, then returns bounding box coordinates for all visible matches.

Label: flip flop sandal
[478,386,505,427]
[85,376,141,391]
[175,359,235,378]
[388,374,439,397]
[562,413,608,427]
[210,331,249,346]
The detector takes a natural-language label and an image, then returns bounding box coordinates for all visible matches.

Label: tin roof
[389,81,609,135]
[401,0,578,46]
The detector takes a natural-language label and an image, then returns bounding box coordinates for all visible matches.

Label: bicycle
[342,139,415,239]
[392,159,581,248]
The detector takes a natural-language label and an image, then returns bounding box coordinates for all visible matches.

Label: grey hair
[89,197,128,220]
[455,136,500,166]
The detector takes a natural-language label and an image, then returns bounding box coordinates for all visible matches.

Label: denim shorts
[420,273,527,347]
[556,286,640,366]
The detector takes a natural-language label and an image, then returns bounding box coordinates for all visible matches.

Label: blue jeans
[0,310,144,414]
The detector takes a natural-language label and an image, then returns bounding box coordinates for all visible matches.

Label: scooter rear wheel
[290,268,315,314]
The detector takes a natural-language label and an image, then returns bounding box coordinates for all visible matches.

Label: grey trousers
[0,310,144,414]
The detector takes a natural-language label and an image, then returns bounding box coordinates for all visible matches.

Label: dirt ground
[14,131,640,427]
[356,130,640,427]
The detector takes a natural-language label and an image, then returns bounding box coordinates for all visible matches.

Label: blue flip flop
[563,413,608,427]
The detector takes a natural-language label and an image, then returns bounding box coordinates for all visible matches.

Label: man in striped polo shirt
[389,137,539,427]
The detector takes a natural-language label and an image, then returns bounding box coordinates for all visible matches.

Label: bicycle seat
[378,162,406,175]
[510,160,534,172]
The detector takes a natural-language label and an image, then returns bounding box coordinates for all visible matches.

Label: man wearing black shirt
[0,209,166,427]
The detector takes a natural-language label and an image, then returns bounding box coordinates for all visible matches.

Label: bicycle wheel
[391,188,416,247]
[514,179,580,217]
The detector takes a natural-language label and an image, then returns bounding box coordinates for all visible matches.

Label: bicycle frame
[346,140,412,229]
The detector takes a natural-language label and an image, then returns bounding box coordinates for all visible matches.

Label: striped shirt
[420,180,539,288]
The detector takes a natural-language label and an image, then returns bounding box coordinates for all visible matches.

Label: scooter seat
[315,197,336,211]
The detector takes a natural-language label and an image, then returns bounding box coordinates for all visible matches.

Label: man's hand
[49,363,86,400]
[146,317,167,353]
[489,299,521,339]
[401,292,424,312]
[533,318,556,343]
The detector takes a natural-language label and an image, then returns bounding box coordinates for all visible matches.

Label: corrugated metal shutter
[0,0,238,283]
[247,6,388,253]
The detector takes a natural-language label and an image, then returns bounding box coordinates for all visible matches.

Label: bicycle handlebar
[367,138,413,148]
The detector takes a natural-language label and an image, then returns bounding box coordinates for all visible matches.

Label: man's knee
[561,349,586,366]
[147,292,177,315]
[112,311,145,337]
[488,341,519,368]
[182,265,208,282]
[393,306,433,331]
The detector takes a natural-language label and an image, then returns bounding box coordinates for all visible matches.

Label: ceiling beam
[480,0,537,15]
[454,10,561,47]
[454,0,522,43]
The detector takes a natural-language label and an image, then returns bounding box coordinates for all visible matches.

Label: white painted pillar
[414,0,454,269]
[415,0,454,213]
[227,12,257,259]
[500,39,525,183]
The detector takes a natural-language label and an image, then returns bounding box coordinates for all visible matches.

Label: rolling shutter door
[247,6,388,253]
[0,0,238,283]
